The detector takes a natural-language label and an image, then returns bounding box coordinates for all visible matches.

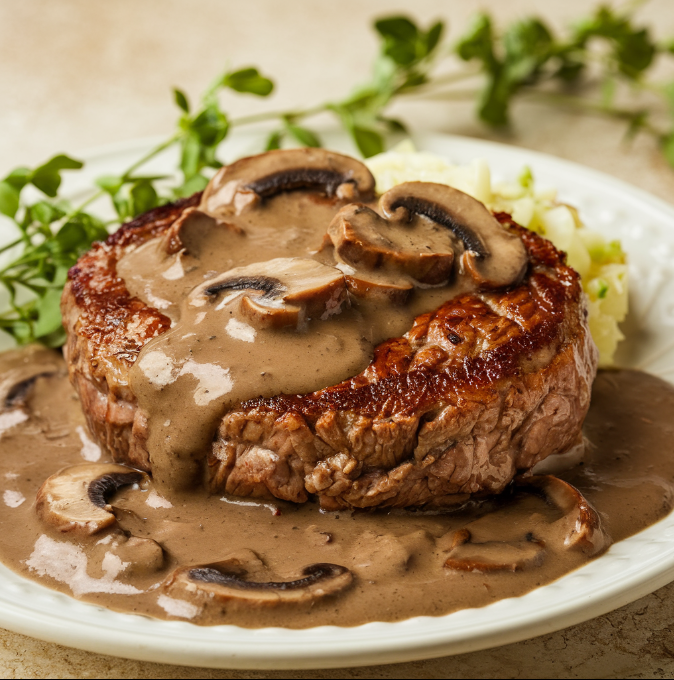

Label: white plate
[1,132,674,670]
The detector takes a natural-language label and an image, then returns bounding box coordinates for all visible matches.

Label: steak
[62,184,597,510]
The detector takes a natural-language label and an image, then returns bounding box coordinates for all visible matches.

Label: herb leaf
[173,88,190,113]
[265,130,284,151]
[286,124,321,148]
[130,180,159,216]
[351,126,385,158]
[456,14,496,67]
[223,68,274,96]
[0,182,19,219]
[30,155,83,197]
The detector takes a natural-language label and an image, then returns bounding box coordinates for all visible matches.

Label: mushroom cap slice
[166,560,353,608]
[201,148,376,218]
[328,203,455,286]
[110,535,165,577]
[0,345,62,409]
[442,475,609,572]
[326,182,528,292]
[443,528,545,572]
[342,269,413,304]
[36,463,147,535]
[190,257,348,329]
[381,182,528,289]
[518,475,610,556]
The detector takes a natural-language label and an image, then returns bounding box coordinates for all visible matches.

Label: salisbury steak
[62,157,597,510]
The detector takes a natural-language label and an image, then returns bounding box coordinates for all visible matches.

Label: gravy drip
[117,190,493,490]
[1,346,673,628]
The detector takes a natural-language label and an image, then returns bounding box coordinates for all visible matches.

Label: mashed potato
[366,142,627,366]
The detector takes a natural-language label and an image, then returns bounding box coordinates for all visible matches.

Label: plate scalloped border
[2,131,674,670]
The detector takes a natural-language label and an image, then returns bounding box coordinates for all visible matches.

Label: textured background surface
[1,1,674,677]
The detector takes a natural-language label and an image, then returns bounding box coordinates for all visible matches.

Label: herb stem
[523,89,646,118]
[403,88,483,102]
[121,133,182,179]
[229,104,329,127]
[0,238,24,256]
[60,132,184,227]
[61,188,105,225]
[401,66,483,95]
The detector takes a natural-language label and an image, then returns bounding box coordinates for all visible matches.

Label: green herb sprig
[0,3,672,347]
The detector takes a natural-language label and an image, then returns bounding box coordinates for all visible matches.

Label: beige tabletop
[2,0,674,677]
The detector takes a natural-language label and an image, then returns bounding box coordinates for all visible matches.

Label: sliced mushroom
[442,475,609,571]
[337,264,413,304]
[189,257,348,329]
[4,372,55,409]
[165,555,352,608]
[108,535,165,577]
[327,182,528,291]
[518,475,610,556]
[201,148,376,218]
[351,529,435,580]
[36,463,147,535]
[384,183,527,288]
[0,346,62,409]
[328,203,456,286]
[443,528,545,572]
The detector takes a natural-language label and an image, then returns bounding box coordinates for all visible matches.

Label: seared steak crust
[62,199,597,509]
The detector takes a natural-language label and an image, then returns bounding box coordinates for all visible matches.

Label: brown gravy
[0,346,672,628]
[116,180,521,491]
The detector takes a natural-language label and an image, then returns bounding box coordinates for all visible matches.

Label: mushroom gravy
[116,155,526,491]
[0,345,673,628]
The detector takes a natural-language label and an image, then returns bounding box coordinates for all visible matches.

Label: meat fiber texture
[62,195,597,510]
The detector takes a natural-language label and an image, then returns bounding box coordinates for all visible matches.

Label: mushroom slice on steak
[327,182,528,292]
[337,265,413,304]
[201,148,376,217]
[382,183,527,288]
[166,559,353,607]
[328,203,456,286]
[36,463,147,535]
[190,257,348,329]
[518,475,610,556]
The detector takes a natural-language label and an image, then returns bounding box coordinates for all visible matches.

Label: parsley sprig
[0,3,671,347]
